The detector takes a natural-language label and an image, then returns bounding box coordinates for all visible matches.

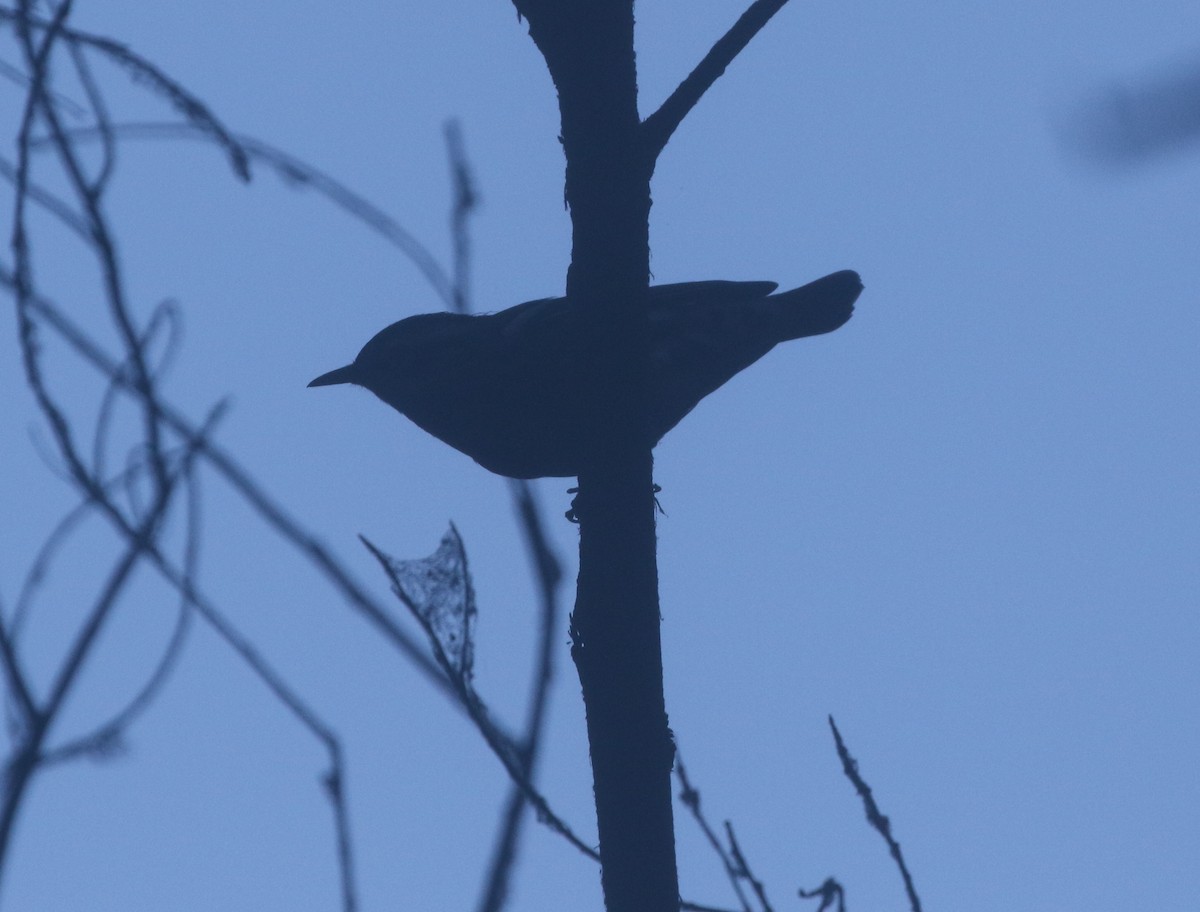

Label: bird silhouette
[309,270,862,478]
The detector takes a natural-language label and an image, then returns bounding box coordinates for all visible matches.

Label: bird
[309,270,862,479]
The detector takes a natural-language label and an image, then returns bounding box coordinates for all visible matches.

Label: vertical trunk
[522,3,679,910]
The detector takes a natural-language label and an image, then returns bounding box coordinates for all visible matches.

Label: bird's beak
[307,364,357,388]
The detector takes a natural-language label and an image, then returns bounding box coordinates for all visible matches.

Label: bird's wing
[646,280,778,305]
[644,284,781,439]
[495,294,569,342]
[644,273,859,441]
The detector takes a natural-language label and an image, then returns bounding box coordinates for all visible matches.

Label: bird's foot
[564,484,665,524]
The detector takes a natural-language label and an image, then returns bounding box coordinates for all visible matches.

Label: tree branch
[829,716,923,912]
[641,0,792,161]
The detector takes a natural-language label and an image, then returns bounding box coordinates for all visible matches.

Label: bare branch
[88,480,361,912]
[42,122,458,310]
[797,877,845,912]
[173,555,360,912]
[475,481,564,912]
[0,156,89,236]
[641,0,792,161]
[0,5,250,179]
[723,822,774,912]
[9,0,99,505]
[90,299,183,483]
[65,37,116,213]
[362,534,599,864]
[39,403,222,767]
[444,119,477,316]
[16,9,171,496]
[828,716,923,912]
[0,271,453,698]
[0,611,36,731]
[676,755,754,912]
[0,445,181,878]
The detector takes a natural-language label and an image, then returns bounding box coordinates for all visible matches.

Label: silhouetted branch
[361,534,599,864]
[0,446,183,884]
[0,156,87,233]
[444,119,477,316]
[829,716,922,912]
[66,459,360,911]
[1,266,451,696]
[39,122,458,309]
[476,481,565,912]
[724,822,774,912]
[2,8,412,901]
[0,608,36,730]
[642,0,792,160]
[3,9,845,912]
[17,398,359,907]
[676,755,754,912]
[66,37,115,195]
[436,108,562,906]
[90,299,183,482]
[797,877,845,912]
[173,545,359,912]
[0,5,250,179]
[40,429,207,767]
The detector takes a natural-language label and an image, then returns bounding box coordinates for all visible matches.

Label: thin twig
[0,5,250,179]
[175,557,359,912]
[41,121,457,309]
[361,535,598,863]
[641,0,792,160]
[476,480,565,912]
[444,119,476,316]
[0,451,181,883]
[724,822,775,912]
[90,299,182,483]
[66,32,115,198]
[676,755,753,912]
[828,716,923,912]
[18,8,171,496]
[86,484,361,912]
[0,608,36,731]
[10,0,98,503]
[0,270,453,698]
[797,877,845,912]
[0,155,89,235]
[39,403,224,766]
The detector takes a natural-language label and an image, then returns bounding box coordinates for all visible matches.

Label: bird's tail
[769,269,862,341]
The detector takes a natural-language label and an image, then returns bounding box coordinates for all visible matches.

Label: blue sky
[1,2,1198,910]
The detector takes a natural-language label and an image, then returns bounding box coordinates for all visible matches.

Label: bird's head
[308,312,465,395]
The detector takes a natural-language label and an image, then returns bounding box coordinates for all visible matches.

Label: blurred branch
[0,433,188,886]
[170,534,359,912]
[362,534,597,864]
[476,480,564,912]
[0,6,879,912]
[0,4,250,179]
[444,119,477,316]
[4,0,445,700]
[38,424,209,768]
[40,121,458,309]
[676,754,756,912]
[1062,55,1200,167]
[431,119,570,910]
[829,716,922,912]
[797,878,845,912]
[724,822,773,912]
[1,266,452,695]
